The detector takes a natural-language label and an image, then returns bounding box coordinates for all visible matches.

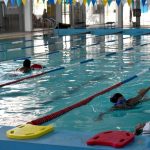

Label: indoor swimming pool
[0,29,150,149]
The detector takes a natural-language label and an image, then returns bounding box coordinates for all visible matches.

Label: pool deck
[0,126,150,150]
[1,28,150,41]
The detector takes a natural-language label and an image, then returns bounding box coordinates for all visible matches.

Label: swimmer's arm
[135,87,150,102]
[96,105,133,121]
[96,108,114,121]
[127,87,150,105]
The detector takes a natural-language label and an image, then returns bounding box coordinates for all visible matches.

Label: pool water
[0,32,150,134]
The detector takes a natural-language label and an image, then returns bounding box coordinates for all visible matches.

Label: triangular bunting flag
[16,0,22,6]
[121,0,126,6]
[142,0,146,6]
[108,0,112,5]
[87,0,91,5]
[22,0,27,5]
[69,0,72,4]
[103,0,107,6]
[116,0,121,6]
[57,0,62,4]
[11,0,16,6]
[127,0,132,6]
[83,0,86,6]
[66,0,69,4]
[141,1,148,12]
[92,0,96,5]
[48,0,55,4]
[3,0,9,6]
[72,0,76,5]
[54,0,57,4]
[79,0,83,5]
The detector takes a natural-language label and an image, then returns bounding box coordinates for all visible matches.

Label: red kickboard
[31,64,43,69]
[87,130,135,148]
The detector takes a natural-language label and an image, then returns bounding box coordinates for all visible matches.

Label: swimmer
[16,59,44,73]
[110,87,150,109]
[16,59,31,73]
[97,87,150,120]
[135,121,150,135]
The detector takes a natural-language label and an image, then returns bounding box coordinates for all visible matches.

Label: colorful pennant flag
[108,0,112,5]
[66,0,69,4]
[16,0,22,6]
[79,0,83,5]
[141,2,148,12]
[121,0,126,6]
[73,0,76,5]
[48,0,55,4]
[87,0,91,5]
[11,0,16,6]
[22,0,27,5]
[57,0,62,4]
[92,0,96,5]
[116,0,121,6]
[127,0,132,6]
[103,0,107,6]
[142,0,146,6]
[83,0,86,6]
[3,0,9,6]
[69,0,72,4]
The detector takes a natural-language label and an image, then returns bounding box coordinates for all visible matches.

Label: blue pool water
[0,31,150,136]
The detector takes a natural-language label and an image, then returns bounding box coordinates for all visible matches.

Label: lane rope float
[28,68,149,125]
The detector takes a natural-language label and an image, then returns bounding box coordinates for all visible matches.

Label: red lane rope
[0,67,64,88]
[28,82,122,125]
[0,72,47,87]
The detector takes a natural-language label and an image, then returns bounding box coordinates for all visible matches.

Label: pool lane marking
[7,34,109,50]
[0,30,91,45]
[13,37,131,61]
[28,68,150,125]
[105,42,150,57]
[1,35,131,53]
[13,36,148,62]
[0,31,93,46]
[0,35,92,52]
[0,58,94,88]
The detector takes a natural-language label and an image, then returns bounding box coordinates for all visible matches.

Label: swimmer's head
[23,59,31,68]
[110,93,123,103]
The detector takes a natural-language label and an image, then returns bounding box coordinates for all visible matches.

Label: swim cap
[110,93,123,103]
[23,59,31,67]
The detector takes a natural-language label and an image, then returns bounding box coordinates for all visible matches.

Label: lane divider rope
[13,37,130,61]
[0,59,94,88]
[0,31,91,45]
[28,68,150,125]
[0,41,148,87]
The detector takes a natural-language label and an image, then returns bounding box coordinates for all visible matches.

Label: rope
[0,40,148,87]
[28,68,149,125]
[0,59,94,88]
[0,67,65,88]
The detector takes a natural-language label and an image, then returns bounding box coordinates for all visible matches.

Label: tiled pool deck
[0,126,150,150]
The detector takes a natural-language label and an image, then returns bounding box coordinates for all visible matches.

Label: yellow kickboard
[6,124,54,140]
